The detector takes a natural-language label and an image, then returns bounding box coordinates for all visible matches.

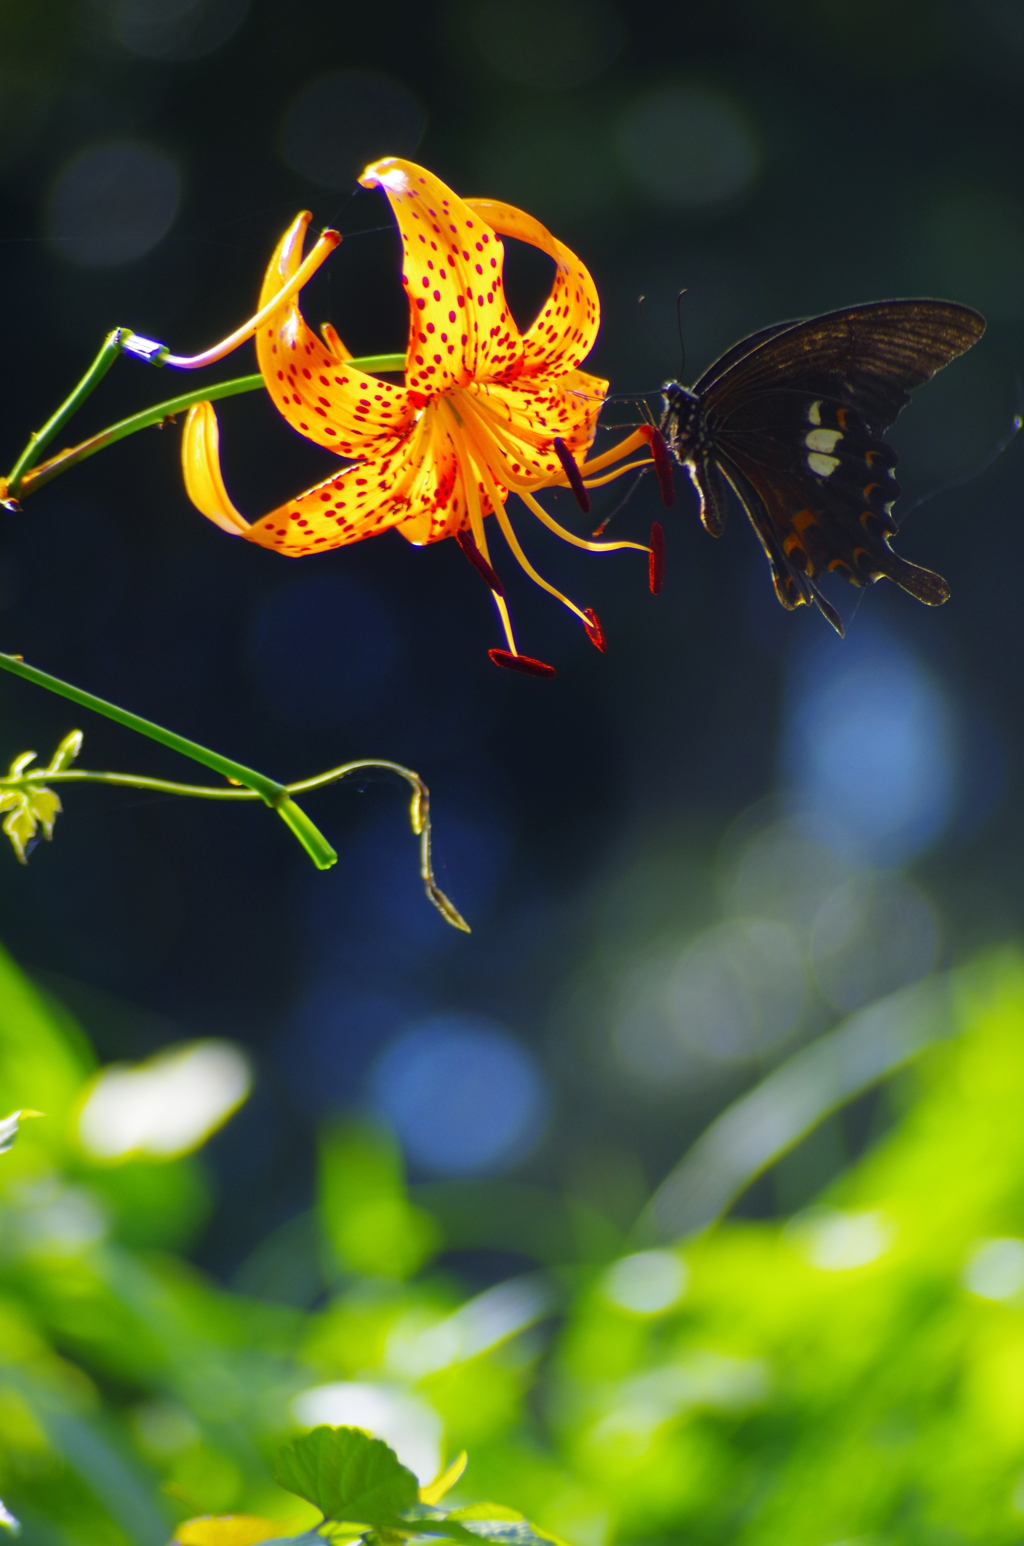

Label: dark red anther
[553,436,591,514]
[649,521,665,595]
[456,528,505,596]
[644,426,675,507]
[488,649,556,678]
[583,608,606,652]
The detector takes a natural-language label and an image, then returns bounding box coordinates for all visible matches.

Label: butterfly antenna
[899,376,1024,527]
[637,295,675,374]
[676,288,687,381]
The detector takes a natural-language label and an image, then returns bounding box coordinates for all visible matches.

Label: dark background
[0,0,1020,1284]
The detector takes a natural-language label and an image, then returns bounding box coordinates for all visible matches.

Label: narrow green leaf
[47,729,83,772]
[275,1425,419,1523]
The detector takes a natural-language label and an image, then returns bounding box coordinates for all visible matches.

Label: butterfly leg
[686,459,729,537]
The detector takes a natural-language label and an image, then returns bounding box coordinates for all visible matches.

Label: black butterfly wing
[711,390,949,634]
[698,300,985,435]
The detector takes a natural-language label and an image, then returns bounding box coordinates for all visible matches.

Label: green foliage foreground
[3,946,1024,1543]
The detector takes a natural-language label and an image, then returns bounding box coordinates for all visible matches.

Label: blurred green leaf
[319,1122,439,1279]
[274,1425,418,1522]
[85,1155,210,1249]
[0,1109,41,1155]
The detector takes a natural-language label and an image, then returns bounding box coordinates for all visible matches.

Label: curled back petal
[466,198,601,379]
[255,211,416,457]
[359,158,525,396]
[181,403,251,535]
[245,405,468,556]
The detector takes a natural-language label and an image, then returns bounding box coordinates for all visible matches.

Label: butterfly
[659,300,986,634]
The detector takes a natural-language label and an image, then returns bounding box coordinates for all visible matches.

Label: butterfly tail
[809,584,845,636]
[885,554,950,607]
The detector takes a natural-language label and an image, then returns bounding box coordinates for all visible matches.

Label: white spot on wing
[807,400,822,425]
[808,452,840,477]
[806,428,843,453]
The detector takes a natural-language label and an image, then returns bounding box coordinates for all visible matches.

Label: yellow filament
[490,496,591,628]
[462,391,586,491]
[469,385,584,456]
[578,427,651,476]
[441,402,518,653]
[454,400,606,631]
[581,458,654,488]
[493,594,519,653]
[163,229,341,369]
[516,487,649,555]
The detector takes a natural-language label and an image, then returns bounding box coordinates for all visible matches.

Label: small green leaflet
[0,730,82,864]
[274,1426,419,1523]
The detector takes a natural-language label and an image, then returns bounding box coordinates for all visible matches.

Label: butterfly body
[658,300,986,634]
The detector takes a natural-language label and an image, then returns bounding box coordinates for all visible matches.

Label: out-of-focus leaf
[319,1123,439,1280]
[274,1425,418,1522]
[419,1451,468,1504]
[174,1516,296,1546]
[87,1154,211,1249]
[0,1108,42,1154]
[445,1511,568,1546]
[0,1498,19,1534]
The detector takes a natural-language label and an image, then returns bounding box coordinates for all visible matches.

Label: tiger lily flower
[178,158,668,675]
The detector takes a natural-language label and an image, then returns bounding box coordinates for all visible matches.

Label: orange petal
[255,212,415,457]
[359,158,525,395]
[245,405,466,556]
[466,198,600,379]
[181,402,251,535]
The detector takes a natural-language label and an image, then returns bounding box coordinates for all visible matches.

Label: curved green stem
[9,353,407,501]
[5,328,130,497]
[0,758,469,931]
[0,650,338,867]
[18,373,263,497]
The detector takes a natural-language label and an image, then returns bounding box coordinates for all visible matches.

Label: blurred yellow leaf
[174,1517,287,1546]
[420,1451,468,1504]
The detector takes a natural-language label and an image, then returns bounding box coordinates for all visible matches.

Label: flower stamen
[553,436,591,513]
[649,521,666,594]
[456,528,505,596]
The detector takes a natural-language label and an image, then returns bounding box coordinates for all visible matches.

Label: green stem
[20,374,263,496]
[0,759,470,931]
[12,353,407,500]
[5,328,130,495]
[0,651,337,869]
